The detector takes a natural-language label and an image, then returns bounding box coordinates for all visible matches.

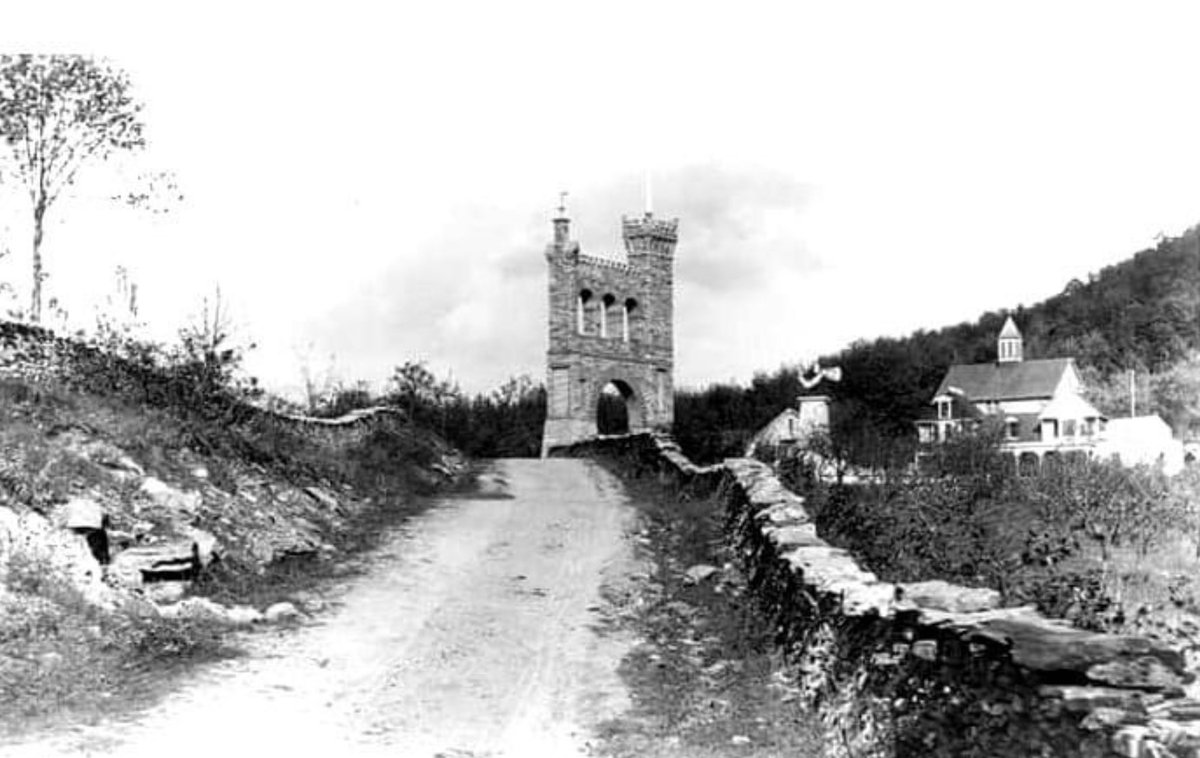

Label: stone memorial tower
[541,198,678,455]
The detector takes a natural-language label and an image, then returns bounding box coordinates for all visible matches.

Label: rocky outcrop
[563,433,1200,758]
[0,505,116,607]
[108,540,199,587]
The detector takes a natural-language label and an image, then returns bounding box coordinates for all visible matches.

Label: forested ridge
[674,226,1200,464]
[313,226,1200,463]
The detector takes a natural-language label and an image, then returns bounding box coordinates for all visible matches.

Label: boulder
[1088,656,1190,692]
[684,564,720,584]
[899,580,1001,613]
[1040,684,1157,713]
[182,527,220,567]
[1081,706,1139,731]
[0,506,114,607]
[140,477,202,515]
[159,596,229,622]
[226,605,264,626]
[765,524,823,549]
[62,498,104,530]
[108,540,198,587]
[246,522,324,567]
[1111,725,1152,758]
[977,618,1187,681]
[143,581,187,605]
[291,591,326,614]
[264,601,301,623]
[80,441,145,477]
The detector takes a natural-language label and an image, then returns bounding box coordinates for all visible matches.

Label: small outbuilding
[1095,415,1185,475]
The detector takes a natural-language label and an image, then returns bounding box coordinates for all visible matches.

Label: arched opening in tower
[597,381,632,435]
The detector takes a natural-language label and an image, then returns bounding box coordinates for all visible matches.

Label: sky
[3,2,1200,399]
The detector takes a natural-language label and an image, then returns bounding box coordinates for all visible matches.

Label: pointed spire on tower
[643,171,653,218]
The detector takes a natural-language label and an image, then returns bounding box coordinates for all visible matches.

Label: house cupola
[997,316,1023,363]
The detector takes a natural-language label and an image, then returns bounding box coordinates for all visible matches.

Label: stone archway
[596,379,637,435]
[589,375,649,437]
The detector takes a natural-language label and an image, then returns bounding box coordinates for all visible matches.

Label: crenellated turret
[623,213,679,259]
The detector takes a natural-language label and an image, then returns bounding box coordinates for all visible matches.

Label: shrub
[782,427,1195,626]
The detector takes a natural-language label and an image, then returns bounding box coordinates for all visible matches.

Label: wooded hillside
[674,226,1200,464]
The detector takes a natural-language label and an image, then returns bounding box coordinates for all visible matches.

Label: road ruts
[8,459,643,758]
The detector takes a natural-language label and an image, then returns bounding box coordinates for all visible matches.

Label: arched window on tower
[601,294,615,338]
[577,289,592,335]
[623,298,638,342]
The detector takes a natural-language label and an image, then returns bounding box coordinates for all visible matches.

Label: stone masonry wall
[559,433,1200,758]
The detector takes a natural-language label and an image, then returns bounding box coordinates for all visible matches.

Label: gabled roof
[1038,392,1104,421]
[934,358,1073,402]
[998,315,1022,339]
[915,391,984,421]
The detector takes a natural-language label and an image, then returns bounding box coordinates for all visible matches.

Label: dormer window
[937,399,951,419]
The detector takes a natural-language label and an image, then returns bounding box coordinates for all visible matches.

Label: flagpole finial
[643,171,653,218]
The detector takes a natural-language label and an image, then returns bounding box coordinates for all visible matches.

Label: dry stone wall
[0,320,406,446]
[560,433,1200,758]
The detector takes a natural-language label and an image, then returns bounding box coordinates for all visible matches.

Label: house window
[787,417,796,437]
[937,399,951,420]
[1062,419,1077,438]
[1006,418,1019,440]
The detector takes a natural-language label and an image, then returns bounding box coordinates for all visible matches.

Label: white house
[916,317,1107,468]
[745,395,831,456]
[916,317,1189,474]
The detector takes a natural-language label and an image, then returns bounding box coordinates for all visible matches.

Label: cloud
[566,164,818,293]
[257,163,819,395]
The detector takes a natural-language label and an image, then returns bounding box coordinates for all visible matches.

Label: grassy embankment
[589,457,821,758]
[0,375,462,738]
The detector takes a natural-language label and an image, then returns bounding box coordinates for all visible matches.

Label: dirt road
[15,459,645,758]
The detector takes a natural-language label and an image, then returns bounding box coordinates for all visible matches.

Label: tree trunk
[30,200,45,323]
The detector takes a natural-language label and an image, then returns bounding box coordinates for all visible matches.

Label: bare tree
[0,55,145,322]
